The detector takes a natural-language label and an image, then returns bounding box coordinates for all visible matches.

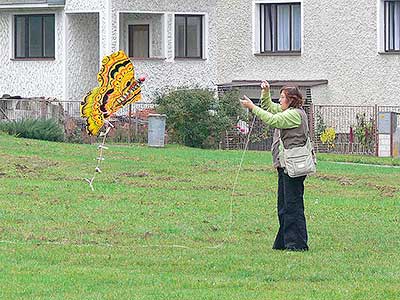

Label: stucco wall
[65,13,99,103]
[215,0,400,106]
[110,0,218,102]
[64,0,108,60]
[2,0,399,106]
[64,0,104,12]
[0,9,64,99]
[119,13,163,58]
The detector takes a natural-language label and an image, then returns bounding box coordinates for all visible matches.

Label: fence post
[128,104,132,143]
[309,103,315,140]
[135,105,139,137]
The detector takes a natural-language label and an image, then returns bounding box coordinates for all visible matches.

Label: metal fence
[1,97,400,156]
[62,101,157,143]
[221,104,400,155]
[312,104,378,155]
[220,117,274,151]
[0,97,64,122]
[0,97,156,143]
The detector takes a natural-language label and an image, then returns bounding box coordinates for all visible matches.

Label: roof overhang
[218,80,329,89]
[0,0,65,9]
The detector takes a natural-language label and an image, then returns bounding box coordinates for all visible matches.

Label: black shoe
[272,246,285,250]
[285,247,309,252]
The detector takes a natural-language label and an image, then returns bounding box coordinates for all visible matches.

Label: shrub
[155,89,244,148]
[0,118,64,142]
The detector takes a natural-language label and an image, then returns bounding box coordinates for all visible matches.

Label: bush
[155,89,244,148]
[0,118,64,142]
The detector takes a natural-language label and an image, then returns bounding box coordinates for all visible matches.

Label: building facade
[0,0,399,113]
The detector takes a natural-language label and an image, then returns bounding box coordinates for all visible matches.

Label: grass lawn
[0,133,399,299]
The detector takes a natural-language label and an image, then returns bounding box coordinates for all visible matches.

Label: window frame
[174,14,204,59]
[13,14,55,59]
[383,0,400,52]
[259,2,302,54]
[128,24,150,58]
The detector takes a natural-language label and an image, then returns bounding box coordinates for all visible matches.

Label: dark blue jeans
[273,168,309,251]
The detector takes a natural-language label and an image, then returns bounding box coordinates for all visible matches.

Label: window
[259,3,301,53]
[128,24,150,58]
[14,14,55,58]
[175,15,203,58]
[384,0,400,51]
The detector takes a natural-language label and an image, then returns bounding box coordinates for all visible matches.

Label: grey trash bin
[148,114,166,147]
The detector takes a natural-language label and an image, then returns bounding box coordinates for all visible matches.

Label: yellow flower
[320,127,336,149]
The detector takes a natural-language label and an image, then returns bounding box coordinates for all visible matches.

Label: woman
[240,81,309,251]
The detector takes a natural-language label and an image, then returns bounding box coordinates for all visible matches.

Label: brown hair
[280,86,304,108]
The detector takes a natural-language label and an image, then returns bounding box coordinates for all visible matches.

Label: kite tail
[84,121,114,191]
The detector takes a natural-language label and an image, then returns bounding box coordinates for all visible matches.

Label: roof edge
[0,0,65,9]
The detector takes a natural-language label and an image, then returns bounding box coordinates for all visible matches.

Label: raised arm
[260,80,282,114]
[251,106,301,129]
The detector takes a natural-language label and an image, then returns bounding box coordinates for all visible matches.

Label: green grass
[0,133,399,300]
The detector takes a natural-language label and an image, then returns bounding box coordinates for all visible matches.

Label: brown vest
[281,108,308,149]
[271,108,308,168]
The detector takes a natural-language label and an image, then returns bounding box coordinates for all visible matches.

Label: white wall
[0,9,64,99]
[215,0,400,106]
[111,0,218,102]
[65,13,99,103]
[64,0,104,12]
[2,0,399,106]
[119,13,163,58]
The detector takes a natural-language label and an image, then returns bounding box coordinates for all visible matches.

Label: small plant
[354,113,375,152]
[320,127,336,150]
[315,110,327,139]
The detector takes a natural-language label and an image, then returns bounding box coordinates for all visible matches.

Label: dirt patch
[117,155,140,161]
[154,176,192,183]
[192,185,230,191]
[15,163,33,173]
[134,183,159,188]
[6,156,59,177]
[315,173,354,186]
[366,183,398,197]
[119,171,150,178]
[242,166,275,172]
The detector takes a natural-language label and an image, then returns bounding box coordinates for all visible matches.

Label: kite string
[83,115,257,250]
[227,115,257,235]
[145,115,257,250]
[204,114,257,249]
